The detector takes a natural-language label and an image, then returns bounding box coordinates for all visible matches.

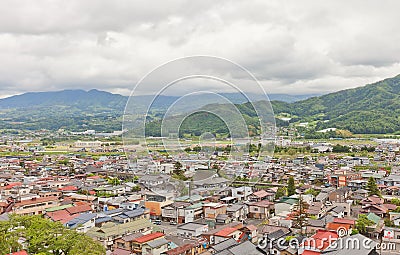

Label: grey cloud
[0,0,400,98]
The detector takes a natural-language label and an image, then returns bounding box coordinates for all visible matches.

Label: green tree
[174,161,183,172]
[275,187,287,200]
[355,214,375,234]
[292,195,309,235]
[287,176,296,196]
[0,215,105,255]
[304,188,320,197]
[107,177,121,186]
[366,177,381,197]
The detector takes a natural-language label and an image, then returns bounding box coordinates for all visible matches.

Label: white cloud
[0,0,399,97]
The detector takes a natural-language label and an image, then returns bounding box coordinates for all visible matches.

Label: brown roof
[66,204,92,215]
[47,210,79,224]
[14,196,58,207]
[250,200,274,207]
[165,244,194,255]
[251,190,270,198]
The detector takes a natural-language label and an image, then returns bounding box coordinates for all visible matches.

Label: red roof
[302,251,320,255]
[111,248,131,255]
[15,196,58,207]
[3,182,22,190]
[246,224,257,231]
[332,218,355,225]
[215,227,239,237]
[46,210,79,224]
[303,230,338,251]
[59,186,78,191]
[165,244,194,255]
[0,201,9,207]
[252,190,270,198]
[133,232,164,243]
[6,251,28,255]
[384,203,397,210]
[326,222,351,232]
[66,204,92,215]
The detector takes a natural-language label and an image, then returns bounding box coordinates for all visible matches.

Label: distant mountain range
[2,74,400,135]
[0,89,316,132]
[272,74,400,134]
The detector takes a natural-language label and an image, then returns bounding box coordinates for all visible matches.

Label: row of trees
[0,215,105,255]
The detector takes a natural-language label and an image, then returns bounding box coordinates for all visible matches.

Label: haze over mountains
[1,74,400,134]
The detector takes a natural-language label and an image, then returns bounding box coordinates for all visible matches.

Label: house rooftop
[133,232,164,243]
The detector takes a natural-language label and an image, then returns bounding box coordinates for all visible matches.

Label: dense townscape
[1,129,400,255]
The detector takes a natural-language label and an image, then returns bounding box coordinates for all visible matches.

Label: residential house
[11,196,59,215]
[275,197,298,216]
[324,234,378,255]
[299,230,339,254]
[307,202,326,219]
[231,186,252,201]
[131,232,169,255]
[360,196,388,217]
[145,193,173,220]
[209,239,263,255]
[161,202,190,223]
[203,203,227,220]
[86,218,153,250]
[64,213,96,233]
[248,200,274,219]
[226,204,247,222]
[202,222,243,245]
[328,187,351,203]
[179,202,203,223]
[162,241,207,255]
[248,190,275,202]
[214,227,243,243]
[177,222,208,238]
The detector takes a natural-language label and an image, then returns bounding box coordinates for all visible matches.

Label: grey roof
[139,174,169,182]
[308,219,325,227]
[65,213,96,228]
[228,241,263,255]
[0,213,9,222]
[323,234,377,255]
[216,214,229,220]
[331,205,345,213]
[177,222,208,231]
[227,204,245,212]
[123,207,146,218]
[122,232,143,242]
[103,208,124,215]
[192,170,217,182]
[315,192,329,201]
[319,215,335,223]
[355,189,369,194]
[145,237,169,248]
[383,174,400,182]
[212,238,238,252]
[95,216,113,224]
[266,229,287,240]
[214,250,232,255]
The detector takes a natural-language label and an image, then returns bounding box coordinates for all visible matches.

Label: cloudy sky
[1,0,400,98]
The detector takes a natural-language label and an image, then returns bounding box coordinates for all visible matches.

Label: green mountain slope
[272,74,400,134]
